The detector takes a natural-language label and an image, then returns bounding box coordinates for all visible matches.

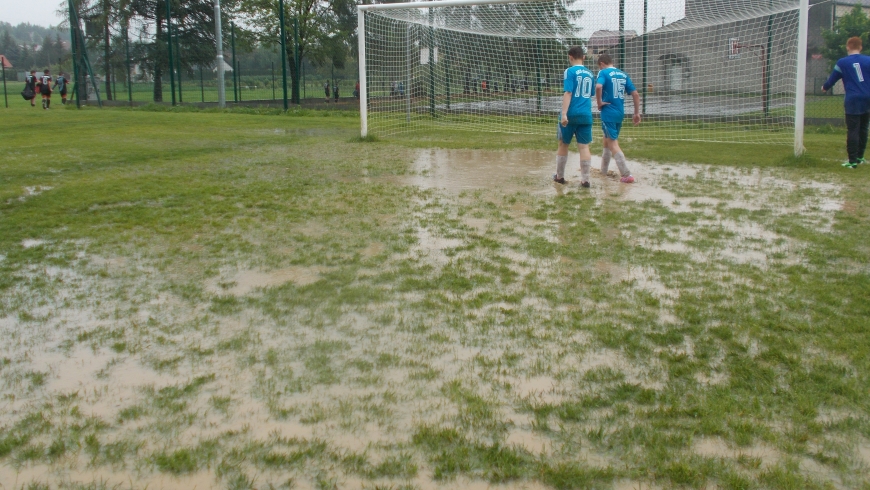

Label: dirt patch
[209,266,326,296]
[693,437,781,467]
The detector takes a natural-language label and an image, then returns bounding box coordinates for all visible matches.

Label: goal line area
[357,0,810,152]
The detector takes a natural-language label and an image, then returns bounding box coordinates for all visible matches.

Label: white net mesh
[360,0,804,145]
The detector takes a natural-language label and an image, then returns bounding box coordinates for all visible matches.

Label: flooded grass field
[1,106,869,489]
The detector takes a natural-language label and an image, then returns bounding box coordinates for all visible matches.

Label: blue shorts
[601,121,623,140]
[557,121,593,145]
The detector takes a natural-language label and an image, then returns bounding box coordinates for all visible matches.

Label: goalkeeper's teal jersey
[563,65,594,125]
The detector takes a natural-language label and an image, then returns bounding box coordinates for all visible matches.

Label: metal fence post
[2,60,7,108]
[175,33,183,103]
[278,0,288,110]
[231,21,237,102]
[200,65,204,102]
[272,61,276,100]
[293,16,300,104]
[125,24,132,105]
[166,0,176,105]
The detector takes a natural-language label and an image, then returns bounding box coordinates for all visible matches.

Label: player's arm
[630,90,641,125]
[595,83,605,110]
[561,91,572,126]
[822,64,843,93]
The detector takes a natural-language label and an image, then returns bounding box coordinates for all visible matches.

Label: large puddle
[390,148,843,273]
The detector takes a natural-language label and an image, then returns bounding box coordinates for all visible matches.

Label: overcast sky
[0,0,65,27]
[0,0,686,36]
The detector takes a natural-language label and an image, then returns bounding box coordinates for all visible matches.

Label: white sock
[580,159,591,182]
[556,155,568,179]
[614,151,630,177]
[601,149,612,174]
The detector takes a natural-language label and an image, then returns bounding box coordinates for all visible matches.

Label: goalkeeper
[596,53,640,183]
[555,45,594,187]
[822,36,870,169]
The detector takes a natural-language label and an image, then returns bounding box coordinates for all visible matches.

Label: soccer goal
[357,0,810,155]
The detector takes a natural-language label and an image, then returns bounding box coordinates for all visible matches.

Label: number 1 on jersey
[854,63,865,82]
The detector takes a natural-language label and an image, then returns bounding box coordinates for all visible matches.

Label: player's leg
[601,123,613,174]
[604,122,634,183]
[859,112,870,163]
[554,122,571,184]
[576,124,593,187]
[845,114,860,166]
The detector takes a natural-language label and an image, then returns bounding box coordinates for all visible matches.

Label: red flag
[0,55,12,68]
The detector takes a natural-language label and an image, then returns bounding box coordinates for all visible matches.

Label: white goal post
[358,0,810,155]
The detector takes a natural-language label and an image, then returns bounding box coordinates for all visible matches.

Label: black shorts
[60,89,67,96]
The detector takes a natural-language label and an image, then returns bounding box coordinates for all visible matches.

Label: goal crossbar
[359,0,542,12]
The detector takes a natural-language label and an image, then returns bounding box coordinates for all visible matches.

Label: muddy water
[391,148,843,271]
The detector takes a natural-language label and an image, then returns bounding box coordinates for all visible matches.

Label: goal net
[358,0,809,151]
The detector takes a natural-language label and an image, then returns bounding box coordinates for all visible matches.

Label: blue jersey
[597,67,636,123]
[823,54,870,114]
[562,64,594,124]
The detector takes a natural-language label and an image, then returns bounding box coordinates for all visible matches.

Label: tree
[0,30,22,67]
[126,0,230,102]
[241,0,360,103]
[821,5,870,69]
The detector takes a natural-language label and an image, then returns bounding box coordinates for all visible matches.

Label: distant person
[38,69,53,110]
[324,80,331,102]
[53,73,69,105]
[398,81,404,97]
[555,46,594,187]
[596,53,640,184]
[822,36,870,168]
[24,70,37,107]
[334,82,339,102]
[353,80,360,100]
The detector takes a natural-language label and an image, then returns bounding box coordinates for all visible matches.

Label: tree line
[0,22,71,75]
[59,0,361,102]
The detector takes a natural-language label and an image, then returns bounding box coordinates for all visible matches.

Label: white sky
[0,0,686,37]
[575,0,686,35]
[0,0,66,27]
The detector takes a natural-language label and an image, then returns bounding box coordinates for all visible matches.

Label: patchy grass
[1,104,869,489]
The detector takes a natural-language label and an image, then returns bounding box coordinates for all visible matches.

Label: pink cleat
[620,175,635,184]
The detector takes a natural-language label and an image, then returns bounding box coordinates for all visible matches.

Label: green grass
[1,103,869,489]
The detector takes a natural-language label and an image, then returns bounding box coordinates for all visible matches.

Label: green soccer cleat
[842,161,858,169]
[858,157,866,164]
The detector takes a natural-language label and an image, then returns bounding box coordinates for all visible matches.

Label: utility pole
[214,0,225,108]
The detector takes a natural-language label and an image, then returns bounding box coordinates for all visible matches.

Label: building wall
[607,1,842,96]
[617,13,798,95]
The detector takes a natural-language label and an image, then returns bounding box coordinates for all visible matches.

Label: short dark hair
[598,53,613,66]
[567,45,585,60]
